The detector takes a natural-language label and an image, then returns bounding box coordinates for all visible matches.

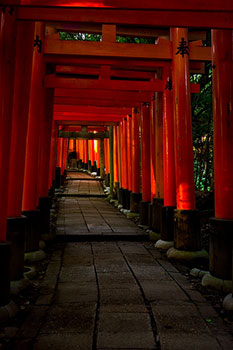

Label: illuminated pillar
[113,126,119,196]
[109,126,114,195]
[140,104,151,224]
[127,116,132,192]
[130,109,142,213]
[170,27,200,253]
[209,30,233,282]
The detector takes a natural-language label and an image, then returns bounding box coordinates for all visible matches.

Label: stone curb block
[24,250,46,263]
[223,293,233,311]
[167,247,209,261]
[201,273,232,293]
[155,239,174,250]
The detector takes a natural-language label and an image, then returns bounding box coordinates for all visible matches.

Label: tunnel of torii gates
[0,0,233,311]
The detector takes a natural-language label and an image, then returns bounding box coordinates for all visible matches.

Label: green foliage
[59,32,101,41]
[191,62,213,191]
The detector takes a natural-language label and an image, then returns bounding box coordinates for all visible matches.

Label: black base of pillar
[139,201,150,225]
[88,160,92,172]
[7,216,27,281]
[209,218,233,280]
[130,192,142,213]
[125,190,131,210]
[118,188,124,205]
[174,209,201,251]
[0,242,11,306]
[152,198,164,233]
[105,173,110,187]
[97,168,100,176]
[39,196,52,235]
[161,206,175,242]
[94,161,98,173]
[55,167,61,188]
[148,203,153,229]
[22,210,40,253]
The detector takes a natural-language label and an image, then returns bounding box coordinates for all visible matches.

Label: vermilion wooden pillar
[156,67,176,246]
[62,138,68,174]
[0,9,17,241]
[150,101,156,203]
[84,140,88,168]
[171,27,200,252]
[48,121,58,190]
[22,23,46,254]
[140,104,151,224]
[113,126,119,194]
[0,8,17,305]
[96,140,100,173]
[130,109,141,212]
[127,116,132,193]
[7,21,35,218]
[37,89,54,199]
[209,30,233,282]
[56,137,63,168]
[109,126,114,195]
[163,70,176,207]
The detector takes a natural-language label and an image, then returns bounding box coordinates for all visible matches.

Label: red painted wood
[0,10,17,240]
[127,115,132,192]
[62,138,68,173]
[54,88,152,102]
[91,140,95,166]
[171,28,196,210]
[13,0,233,10]
[57,137,63,168]
[48,121,58,189]
[22,23,46,212]
[163,69,176,207]
[45,75,163,92]
[17,6,233,29]
[150,101,156,202]
[212,30,233,219]
[120,122,125,188]
[54,104,132,115]
[7,21,35,218]
[155,92,164,199]
[141,105,151,202]
[113,126,119,183]
[37,89,54,198]
[131,109,140,194]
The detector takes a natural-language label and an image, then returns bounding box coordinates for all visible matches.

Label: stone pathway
[63,173,104,196]
[8,174,233,349]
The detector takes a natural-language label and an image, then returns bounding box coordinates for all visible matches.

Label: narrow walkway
[57,173,147,240]
[63,172,104,197]
[13,175,233,349]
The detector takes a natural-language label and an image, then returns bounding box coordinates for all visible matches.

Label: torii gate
[0,0,233,313]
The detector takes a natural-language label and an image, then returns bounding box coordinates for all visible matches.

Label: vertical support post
[113,126,119,196]
[48,121,58,191]
[109,126,114,196]
[0,8,17,241]
[0,8,17,305]
[209,30,233,281]
[150,100,156,203]
[127,115,132,193]
[169,27,201,254]
[99,139,105,180]
[156,66,176,249]
[22,22,46,253]
[7,21,35,218]
[140,104,151,224]
[130,109,141,212]
[37,89,54,199]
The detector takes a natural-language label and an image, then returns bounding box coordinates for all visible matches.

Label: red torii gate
[0,0,233,313]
